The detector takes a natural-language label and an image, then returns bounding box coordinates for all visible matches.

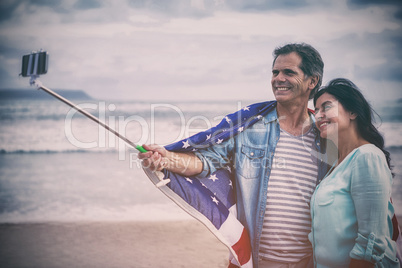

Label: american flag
[143,101,276,268]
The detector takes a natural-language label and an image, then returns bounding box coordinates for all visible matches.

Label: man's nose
[273,72,286,82]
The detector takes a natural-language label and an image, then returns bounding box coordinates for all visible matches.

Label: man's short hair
[273,43,324,99]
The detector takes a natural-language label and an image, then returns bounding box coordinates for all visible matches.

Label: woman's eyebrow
[315,100,332,110]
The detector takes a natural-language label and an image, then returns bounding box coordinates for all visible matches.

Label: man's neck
[276,101,311,136]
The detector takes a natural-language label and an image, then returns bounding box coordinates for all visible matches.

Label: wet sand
[1,217,401,268]
[0,220,229,268]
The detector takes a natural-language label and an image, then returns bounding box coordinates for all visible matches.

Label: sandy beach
[0,220,229,268]
[1,217,401,268]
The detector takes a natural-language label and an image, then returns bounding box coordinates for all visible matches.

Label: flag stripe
[232,228,252,266]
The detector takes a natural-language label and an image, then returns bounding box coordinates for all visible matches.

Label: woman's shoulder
[354,144,385,160]
[351,144,391,177]
[347,144,393,188]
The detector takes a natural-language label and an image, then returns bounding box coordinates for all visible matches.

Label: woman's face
[314,92,356,140]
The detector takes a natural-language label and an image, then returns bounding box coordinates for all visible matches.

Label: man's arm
[138,144,203,177]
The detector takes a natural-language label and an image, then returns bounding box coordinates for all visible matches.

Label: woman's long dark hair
[313,78,393,176]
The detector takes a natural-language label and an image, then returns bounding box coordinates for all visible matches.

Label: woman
[309,78,400,267]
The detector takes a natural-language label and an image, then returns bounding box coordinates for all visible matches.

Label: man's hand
[138,144,203,176]
[138,144,170,171]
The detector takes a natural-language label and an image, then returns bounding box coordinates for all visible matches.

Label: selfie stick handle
[31,79,147,153]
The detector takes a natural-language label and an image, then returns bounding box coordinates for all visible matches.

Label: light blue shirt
[309,144,399,267]
[195,107,329,267]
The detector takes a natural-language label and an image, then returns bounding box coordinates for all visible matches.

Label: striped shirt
[259,127,318,263]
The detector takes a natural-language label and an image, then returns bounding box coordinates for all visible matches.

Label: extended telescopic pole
[30,78,148,153]
[23,50,170,187]
[30,78,171,187]
[23,50,173,186]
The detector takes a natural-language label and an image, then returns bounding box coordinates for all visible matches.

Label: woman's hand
[349,258,374,268]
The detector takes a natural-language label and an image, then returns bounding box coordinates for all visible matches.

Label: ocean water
[0,97,401,223]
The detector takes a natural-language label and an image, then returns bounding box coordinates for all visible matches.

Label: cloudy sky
[0,0,401,105]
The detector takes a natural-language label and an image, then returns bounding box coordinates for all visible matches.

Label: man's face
[271,52,313,104]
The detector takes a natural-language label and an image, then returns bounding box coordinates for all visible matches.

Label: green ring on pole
[136,145,148,153]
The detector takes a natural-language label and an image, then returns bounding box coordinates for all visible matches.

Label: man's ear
[308,75,318,90]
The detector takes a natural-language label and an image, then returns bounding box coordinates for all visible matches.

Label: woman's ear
[350,112,357,120]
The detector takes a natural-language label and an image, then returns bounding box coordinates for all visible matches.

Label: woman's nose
[315,110,323,120]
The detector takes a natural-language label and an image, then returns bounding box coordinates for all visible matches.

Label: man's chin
[275,94,293,103]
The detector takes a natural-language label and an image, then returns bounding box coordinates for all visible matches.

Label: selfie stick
[23,51,147,153]
[33,80,148,153]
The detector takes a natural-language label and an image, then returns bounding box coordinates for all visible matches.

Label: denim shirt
[195,107,329,267]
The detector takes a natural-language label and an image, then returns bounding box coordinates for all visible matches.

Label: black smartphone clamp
[20,49,49,87]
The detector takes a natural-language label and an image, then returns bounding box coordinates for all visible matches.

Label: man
[139,43,330,267]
